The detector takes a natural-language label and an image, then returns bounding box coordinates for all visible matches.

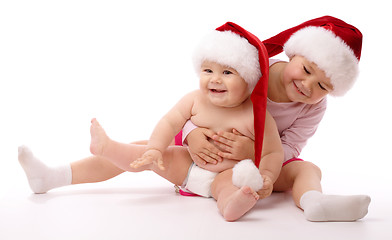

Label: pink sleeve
[281,100,327,161]
[181,120,198,146]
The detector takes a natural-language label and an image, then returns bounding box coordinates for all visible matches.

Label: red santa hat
[263,16,362,96]
[193,23,264,92]
[193,22,270,168]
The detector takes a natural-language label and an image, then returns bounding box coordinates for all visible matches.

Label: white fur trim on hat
[193,30,261,92]
[232,159,263,191]
[284,26,359,96]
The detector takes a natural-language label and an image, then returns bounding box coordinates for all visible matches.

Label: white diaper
[181,160,263,198]
[182,163,218,198]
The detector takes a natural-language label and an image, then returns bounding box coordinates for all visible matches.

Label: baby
[89,23,283,221]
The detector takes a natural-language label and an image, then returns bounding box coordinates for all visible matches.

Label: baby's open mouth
[210,89,227,93]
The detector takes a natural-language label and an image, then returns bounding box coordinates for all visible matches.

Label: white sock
[18,145,72,194]
[299,190,371,222]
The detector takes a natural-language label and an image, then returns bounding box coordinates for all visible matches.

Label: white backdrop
[1,0,391,208]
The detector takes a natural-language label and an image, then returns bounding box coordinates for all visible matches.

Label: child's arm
[257,111,284,199]
[130,91,197,170]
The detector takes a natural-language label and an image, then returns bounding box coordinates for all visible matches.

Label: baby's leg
[90,118,148,172]
[211,169,259,221]
[90,118,192,186]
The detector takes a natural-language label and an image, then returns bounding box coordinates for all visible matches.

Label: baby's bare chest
[191,101,254,138]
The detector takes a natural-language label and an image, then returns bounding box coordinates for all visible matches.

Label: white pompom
[232,159,263,191]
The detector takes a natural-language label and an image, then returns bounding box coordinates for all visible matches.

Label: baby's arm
[130,91,196,170]
[257,111,284,199]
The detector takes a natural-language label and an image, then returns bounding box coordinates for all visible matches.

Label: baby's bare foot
[222,186,259,221]
[90,118,110,156]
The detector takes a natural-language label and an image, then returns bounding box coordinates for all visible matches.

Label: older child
[19,23,284,221]
[186,16,371,222]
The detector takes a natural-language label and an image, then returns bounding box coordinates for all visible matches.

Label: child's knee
[302,162,322,179]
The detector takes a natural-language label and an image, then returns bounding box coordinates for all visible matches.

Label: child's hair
[262,16,362,96]
[192,28,261,92]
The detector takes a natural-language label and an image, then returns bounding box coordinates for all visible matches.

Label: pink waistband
[282,158,304,167]
[175,185,200,197]
[174,130,183,146]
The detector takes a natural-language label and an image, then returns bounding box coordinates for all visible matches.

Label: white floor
[1,170,391,240]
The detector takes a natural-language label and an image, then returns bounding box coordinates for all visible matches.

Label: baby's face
[199,61,250,108]
[282,55,333,104]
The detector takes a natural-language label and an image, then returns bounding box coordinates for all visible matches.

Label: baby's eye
[223,70,233,75]
[203,68,213,73]
[303,66,310,74]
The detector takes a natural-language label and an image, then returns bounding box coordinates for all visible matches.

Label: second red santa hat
[262,16,363,96]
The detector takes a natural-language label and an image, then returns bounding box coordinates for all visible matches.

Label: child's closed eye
[303,66,310,74]
[318,82,327,91]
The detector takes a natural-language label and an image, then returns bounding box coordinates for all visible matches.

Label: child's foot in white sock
[18,146,72,194]
[300,190,371,222]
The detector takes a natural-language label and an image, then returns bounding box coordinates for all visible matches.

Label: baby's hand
[130,149,165,170]
[212,129,255,161]
[257,175,273,199]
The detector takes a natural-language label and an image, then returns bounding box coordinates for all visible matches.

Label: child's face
[199,61,250,107]
[282,56,333,104]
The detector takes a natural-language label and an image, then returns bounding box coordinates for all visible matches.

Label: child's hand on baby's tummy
[187,127,222,165]
[213,129,255,161]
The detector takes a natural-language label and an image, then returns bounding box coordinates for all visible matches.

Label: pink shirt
[267,96,326,161]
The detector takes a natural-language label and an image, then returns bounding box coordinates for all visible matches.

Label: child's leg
[274,161,371,222]
[18,144,132,194]
[71,155,125,184]
[18,146,73,194]
[18,121,189,193]
[19,143,191,194]
[210,169,259,222]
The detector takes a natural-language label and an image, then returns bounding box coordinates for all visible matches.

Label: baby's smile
[210,88,227,93]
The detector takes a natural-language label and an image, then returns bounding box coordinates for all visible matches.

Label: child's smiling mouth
[293,82,308,97]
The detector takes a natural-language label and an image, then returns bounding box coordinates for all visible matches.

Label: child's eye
[223,70,233,75]
[318,82,327,91]
[203,69,213,73]
[303,66,310,74]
